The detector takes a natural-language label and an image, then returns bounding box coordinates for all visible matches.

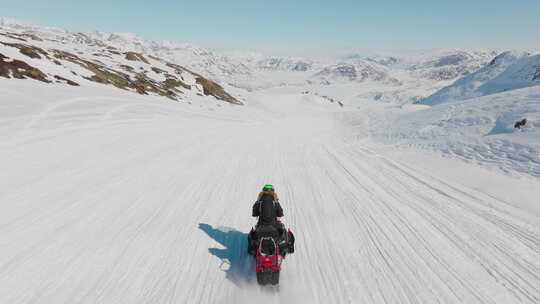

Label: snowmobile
[248,220,295,285]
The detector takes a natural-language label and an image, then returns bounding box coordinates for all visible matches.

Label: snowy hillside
[370,86,540,177]
[407,50,498,81]
[0,20,242,105]
[307,49,499,104]
[2,76,540,304]
[0,17,254,93]
[343,49,497,78]
[0,21,245,104]
[420,51,540,105]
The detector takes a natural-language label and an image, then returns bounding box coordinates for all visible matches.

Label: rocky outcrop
[533,67,540,81]
[53,75,79,86]
[195,76,241,104]
[51,49,240,103]
[0,53,49,82]
[125,51,149,64]
[0,42,48,59]
[54,50,133,90]
[167,63,242,104]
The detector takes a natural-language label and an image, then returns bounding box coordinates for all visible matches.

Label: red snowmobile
[248,220,295,285]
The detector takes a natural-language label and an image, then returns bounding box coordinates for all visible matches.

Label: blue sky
[2,0,539,55]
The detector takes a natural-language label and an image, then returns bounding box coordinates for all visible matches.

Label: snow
[369,86,540,177]
[1,18,540,304]
[1,77,540,303]
[420,51,540,105]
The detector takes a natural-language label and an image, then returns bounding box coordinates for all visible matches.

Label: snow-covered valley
[1,19,540,304]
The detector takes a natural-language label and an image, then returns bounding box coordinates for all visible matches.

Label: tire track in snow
[322,144,540,303]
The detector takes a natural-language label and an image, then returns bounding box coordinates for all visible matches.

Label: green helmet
[262,184,274,191]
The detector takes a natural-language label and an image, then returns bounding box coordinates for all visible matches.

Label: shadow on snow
[198,223,254,286]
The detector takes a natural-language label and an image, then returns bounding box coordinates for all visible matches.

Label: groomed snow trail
[1,85,539,304]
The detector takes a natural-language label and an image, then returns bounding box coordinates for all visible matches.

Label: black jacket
[252,195,283,226]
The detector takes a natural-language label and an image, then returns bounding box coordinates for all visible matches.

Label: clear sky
[2,0,539,55]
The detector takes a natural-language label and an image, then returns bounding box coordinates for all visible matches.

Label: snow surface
[1,78,540,304]
[368,86,540,177]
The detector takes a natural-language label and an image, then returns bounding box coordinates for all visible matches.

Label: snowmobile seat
[259,237,277,256]
[256,225,279,238]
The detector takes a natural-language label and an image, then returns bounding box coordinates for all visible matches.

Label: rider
[249,184,294,256]
[252,184,284,230]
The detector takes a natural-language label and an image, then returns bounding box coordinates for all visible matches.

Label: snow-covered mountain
[420,51,540,105]
[363,56,400,67]
[408,50,498,81]
[313,49,500,104]
[312,59,400,85]
[0,20,242,104]
[0,17,257,88]
[2,17,539,107]
[254,57,317,72]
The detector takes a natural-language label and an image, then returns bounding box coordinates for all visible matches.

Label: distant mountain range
[2,17,539,105]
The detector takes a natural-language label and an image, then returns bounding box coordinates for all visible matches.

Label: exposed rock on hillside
[125,51,149,64]
[0,41,48,59]
[0,25,242,105]
[0,53,49,82]
[195,76,241,104]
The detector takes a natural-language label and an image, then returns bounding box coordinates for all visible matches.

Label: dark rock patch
[533,66,540,81]
[108,50,121,55]
[125,52,149,64]
[195,76,242,105]
[152,67,166,74]
[120,65,135,72]
[163,77,191,91]
[54,75,79,86]
[0,53,50,83]
[0,32,27,41]
[93,52,112,58]
[0,41,49,59]
[54,50,133,90]
[53,50,197,100]
[514,118,528,129]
